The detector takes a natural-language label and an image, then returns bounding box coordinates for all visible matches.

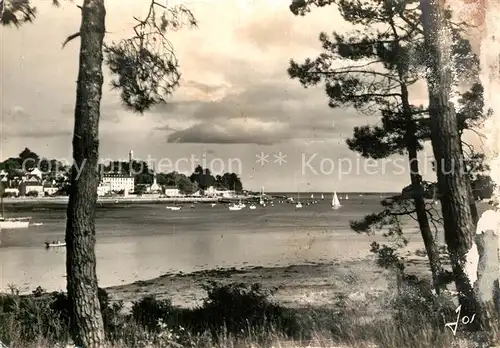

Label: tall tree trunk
[408,138,445,292]
[401,84,444,293]
[391,15,445,291]
[419,0,481,328]
[65,1,106,347]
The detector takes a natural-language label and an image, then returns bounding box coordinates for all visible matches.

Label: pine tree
[3,1,196,346]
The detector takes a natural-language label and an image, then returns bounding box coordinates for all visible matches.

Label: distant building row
[96,173,235,198]
[1,167,236,198]
[0,168,60,197]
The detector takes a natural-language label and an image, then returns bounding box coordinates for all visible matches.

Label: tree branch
[62,31,81,48]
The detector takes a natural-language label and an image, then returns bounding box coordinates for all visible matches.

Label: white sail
[296,189,302,208]
[345,194,349,200]
[321,194,324,200]
[311,194,314,198]
[332,192,341,209]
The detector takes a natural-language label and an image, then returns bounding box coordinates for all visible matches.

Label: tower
[151,162,160,192]
[128,150,134,176]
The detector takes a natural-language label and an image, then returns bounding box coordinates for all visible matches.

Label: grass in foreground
[0,276,488,348]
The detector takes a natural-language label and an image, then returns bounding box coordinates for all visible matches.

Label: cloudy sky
[1,0,444,192]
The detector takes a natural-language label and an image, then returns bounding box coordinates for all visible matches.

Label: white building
[0,170,8,182]
[150,173,161,192]
[29,168,43,180]
[101,174,134,193]
[43,186,59,196]
[204,186,234,198]
[164,186,181,197]
[24,183,44,196]
[97,182,112,196]
[4,188,19,196]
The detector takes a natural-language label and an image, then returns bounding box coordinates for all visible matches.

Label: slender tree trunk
[402,91,444,293]
[407,138,444,292]
[399,59,444,291]
[419,0,481,328]
[65,1,106,347]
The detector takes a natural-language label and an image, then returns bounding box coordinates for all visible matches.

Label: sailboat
[259,186,266,206]
[345,194,349,200]
[295,190,302,208]
[331,192,341,210]
[0,194,31,229]
[321,194,324,200]
[249,204,257,210]
[311,194,314,199]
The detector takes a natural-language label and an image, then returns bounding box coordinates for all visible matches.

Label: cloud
[2,129,72,138]
[154,124,178,132]
[152,78,377,144]
[167,120,289,145]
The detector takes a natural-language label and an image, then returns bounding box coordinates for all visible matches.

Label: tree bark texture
[65,0,106,347]
[419,0,480,326]
[402,83,444,293]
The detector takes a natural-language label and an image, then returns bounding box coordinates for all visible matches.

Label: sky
[0,0,470,192]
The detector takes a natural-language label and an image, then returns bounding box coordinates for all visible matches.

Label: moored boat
[45,241,66,248]
[228,203,243,211]
[0,194,31,229]
[0,216,31,229]
[166,206,181,211]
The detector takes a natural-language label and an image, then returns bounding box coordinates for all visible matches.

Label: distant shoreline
[1,192,401,206]
[2,196,239,205]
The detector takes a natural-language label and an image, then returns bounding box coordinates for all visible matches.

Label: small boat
[45,241,66,248]
[295,189,303,209]
[332,191,342,210]
[345,194,349,200]
[249,204,257,210]
[0,195,31,229]
[166,206,181,211]
[228,204,243,211]
[211,203,216,207]
[311,194,314,198]
[190,204,195,209]
[321,194,324,200]
[0,216,31,229]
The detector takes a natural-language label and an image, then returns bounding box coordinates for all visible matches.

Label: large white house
[164,186,181,197]
[204,186,234,198]
[100,174,134,193]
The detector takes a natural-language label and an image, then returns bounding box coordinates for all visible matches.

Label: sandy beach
[105,249,447,312]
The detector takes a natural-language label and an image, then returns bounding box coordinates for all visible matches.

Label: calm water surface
[0,196,423,293]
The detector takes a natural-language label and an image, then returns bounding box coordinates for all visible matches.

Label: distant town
[0,148,245,199]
